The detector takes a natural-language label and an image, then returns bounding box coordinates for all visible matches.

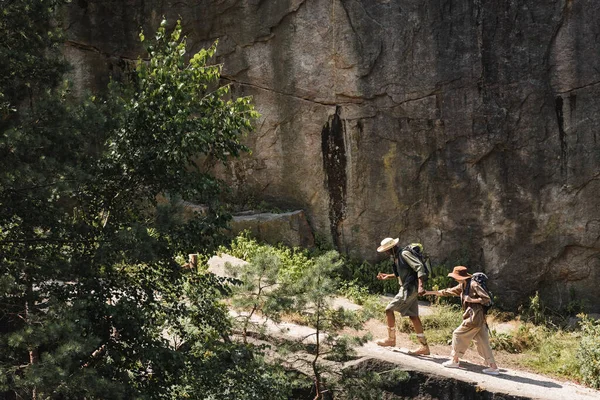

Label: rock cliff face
[64,0,600,311]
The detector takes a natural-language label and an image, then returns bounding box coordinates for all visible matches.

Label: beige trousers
[451,323,496,365]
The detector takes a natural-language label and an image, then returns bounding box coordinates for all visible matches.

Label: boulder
[230,210,315,249]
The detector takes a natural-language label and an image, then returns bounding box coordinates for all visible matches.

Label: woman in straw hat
[424,266,500,375]
[375,237,430,355]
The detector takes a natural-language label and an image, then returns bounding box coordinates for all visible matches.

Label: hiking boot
[376,327,396,347]
[408,333,430,355]
[408,344,430,355]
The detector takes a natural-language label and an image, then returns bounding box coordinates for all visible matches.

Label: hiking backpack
[395,243,433,287]
[464,272,494,313]
[403,243,433,278]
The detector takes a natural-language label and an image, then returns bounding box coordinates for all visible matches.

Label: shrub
[337,258,389,294]
[489,331,520,353]
[222,231,264,261]
[342,256,453,297]
[398,304,462,344]
[520,292,574,329]
[566,288,586,317]
[337,280,386,321]
[521,326,579,380]
[338,280,372,306]
[576,315,600,389]
[427,264,454,294]
[489,324,541,354]
[424,263,455,306]
[220,231,315,284]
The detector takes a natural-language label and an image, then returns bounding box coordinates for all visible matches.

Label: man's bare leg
[408,316,430,355]
[410,315,424,334]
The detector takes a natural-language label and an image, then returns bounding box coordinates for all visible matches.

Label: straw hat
[377,237,399,252]
[447,266,471,280]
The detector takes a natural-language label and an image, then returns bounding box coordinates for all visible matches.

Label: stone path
[238,307,600,400]
[209,254,600,400]
[361,342,599,400]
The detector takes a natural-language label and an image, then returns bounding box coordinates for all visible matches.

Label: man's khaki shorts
[385,286,419,317]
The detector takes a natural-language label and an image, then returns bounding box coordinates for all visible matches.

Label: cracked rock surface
[64,0,600,311]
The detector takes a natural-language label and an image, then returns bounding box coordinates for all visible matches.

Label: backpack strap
[394,249,418,288]
[391,250,401,277]
[461,278,473,308]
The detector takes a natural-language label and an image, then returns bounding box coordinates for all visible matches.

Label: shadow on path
[407,355,563,389]
[491,372,562,389]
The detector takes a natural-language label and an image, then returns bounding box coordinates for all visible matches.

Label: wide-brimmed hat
[377,237,399,252]
[448,266,471,280]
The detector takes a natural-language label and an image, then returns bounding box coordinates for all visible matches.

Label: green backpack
[401,243,433,280]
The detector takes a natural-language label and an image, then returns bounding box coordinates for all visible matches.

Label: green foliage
[226,252,295,342]
[0,0,68,118]
[338,368,410,400]
[292,252,353,327]
[224,233,386,329]
[489,331,521,353]
[521,327,579,380]
[0,11,289,398]
[221,235,380,398]
[427,263,454,298]
[501,294,594,384]
[337,280,372,306]
[221,230,315,284]
[338,257,397,295]
[171,346,291,400]
[488,313,600,389]
[109,20,258,205]
[337,280,385,321]
[522,292,549,326]
[566,288,586,316]
[576,315,600,389]
[287,251,372,399]
[398,304,462,345]
[313,232,335,252]
[221,230,264,260]
[520,291,571,328]
[489,324,542,354]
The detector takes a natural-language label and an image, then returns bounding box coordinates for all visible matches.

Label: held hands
[376,272,393,280]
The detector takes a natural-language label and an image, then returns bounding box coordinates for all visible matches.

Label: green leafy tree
[226,252,295,343]
[223,235,416,399]
[337,367,410,400]
[0,0,68,118]
[283,251,369,400]
[1,6,288,398]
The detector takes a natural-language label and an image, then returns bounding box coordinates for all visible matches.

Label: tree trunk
[188,253,198,269]
[25,283,38,400]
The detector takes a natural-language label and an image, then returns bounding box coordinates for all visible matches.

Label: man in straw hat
[424,266,500,375]
[376,237,430,355]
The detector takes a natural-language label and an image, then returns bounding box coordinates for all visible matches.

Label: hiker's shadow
[422,358,562,389]
[491,371,562,388]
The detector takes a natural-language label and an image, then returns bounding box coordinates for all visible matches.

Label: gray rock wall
[64,0,600,311]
